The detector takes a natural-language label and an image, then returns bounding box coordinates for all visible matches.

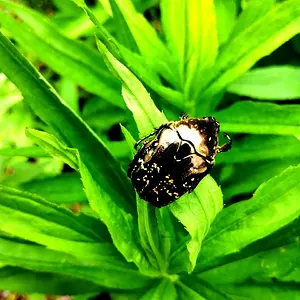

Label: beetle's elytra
[127,114,232,208]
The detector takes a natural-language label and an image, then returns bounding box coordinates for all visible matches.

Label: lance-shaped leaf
[219,282,300,299]
[161,0,218,96]
[221,158,299,201]
[108,0,139,53]
[0,146,49,158]
[0,74,22,117]
[0,184,116,263]
[197,217,300,285]
[0,31,135,213]
[0,237,153,289]
[196,164,300,271]
[214,0,238,45]
[0,266,102,295]
[198,243,300,285]
[140,279,177,300]
[214,101,300,136]
[197,0,300,112]
[216,135,300,164]
[169,176,223,273]
[0,0,123,108]
[97,41,167,136]
[176,278,234,300]
[106,0,180,88]
[227,66,300,100]
[20,173,87,204]
[79,160,158,276]
[74,0,184,109]
[25,126,151,274]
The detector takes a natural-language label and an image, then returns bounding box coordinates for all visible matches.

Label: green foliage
[0,0,299,299]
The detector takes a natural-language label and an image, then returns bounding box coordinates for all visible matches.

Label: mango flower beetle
[127,114,232,207]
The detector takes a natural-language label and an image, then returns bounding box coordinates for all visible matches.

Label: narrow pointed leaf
[140,279,177,300]
[184,0,219,101]
[0,146,49,158]
[79,160,158,276]
[0,0,123,108]
[169,175,223,273]
[214,0,238,45]
[20,173,87,204]
[220,282,300,299]
[216,135,300,164]
[108,0,139,52]
[0,31,134,213]
[0,266,102,295]
[97,41,167,136]
[0,185,115,262]
[228,66,300,100]
[199,243,300,285]
[197,164,300,271]
[26,128,79,170]
[198,0,300,111]
[0,237,152,289]
[214,101,300,135]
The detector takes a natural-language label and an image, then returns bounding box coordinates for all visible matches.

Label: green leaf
[234,0,276,37]
[140,279,177,300]
[79,160,158,276]
[108,0,179,88]
[197,164,300,271]
[199,243,300,285]
[184,0,219,101]
[0,30,134,212]
[0,185,115,260]
[0,74,22,117]
[176,281,206,300]
[121,128,173,272]
[0,146,49,158]
[78,3,184,109]
[0,0,123,108]
[177,278,233,300]
[216,135,300,164]
[169,176,223,273]
[108,0,139,53]
[0,157,62,188]
[56,5,109,40]
[53,0,82,14]
[221,158,300,201]
[220,282,300,299]
[0,237,153,289]
[197,0,300,112]
[214,0,238,45]
[161,0,218,99]
[227,66,300,100]
[0,266,102,295]
[214,101,300,135]
[26,128,79,170]
[58,77,79,113]
[97,41,167,136]
[20,173,87,204]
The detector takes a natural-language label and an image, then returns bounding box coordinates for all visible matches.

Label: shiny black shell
[127,116,230,207]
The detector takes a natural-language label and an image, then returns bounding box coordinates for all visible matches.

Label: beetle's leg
[217,133,232,153]
[180,112,189,120]
[134,124,169,149]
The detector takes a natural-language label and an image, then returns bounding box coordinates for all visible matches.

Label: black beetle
[127,114,231,207]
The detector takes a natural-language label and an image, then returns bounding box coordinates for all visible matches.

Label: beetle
[127,114,232,207]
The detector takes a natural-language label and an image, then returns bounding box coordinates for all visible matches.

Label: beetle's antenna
[180,112,189,120]
[217,133,232,153]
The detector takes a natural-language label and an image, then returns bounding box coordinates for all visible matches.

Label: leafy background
[0,0,300,299]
